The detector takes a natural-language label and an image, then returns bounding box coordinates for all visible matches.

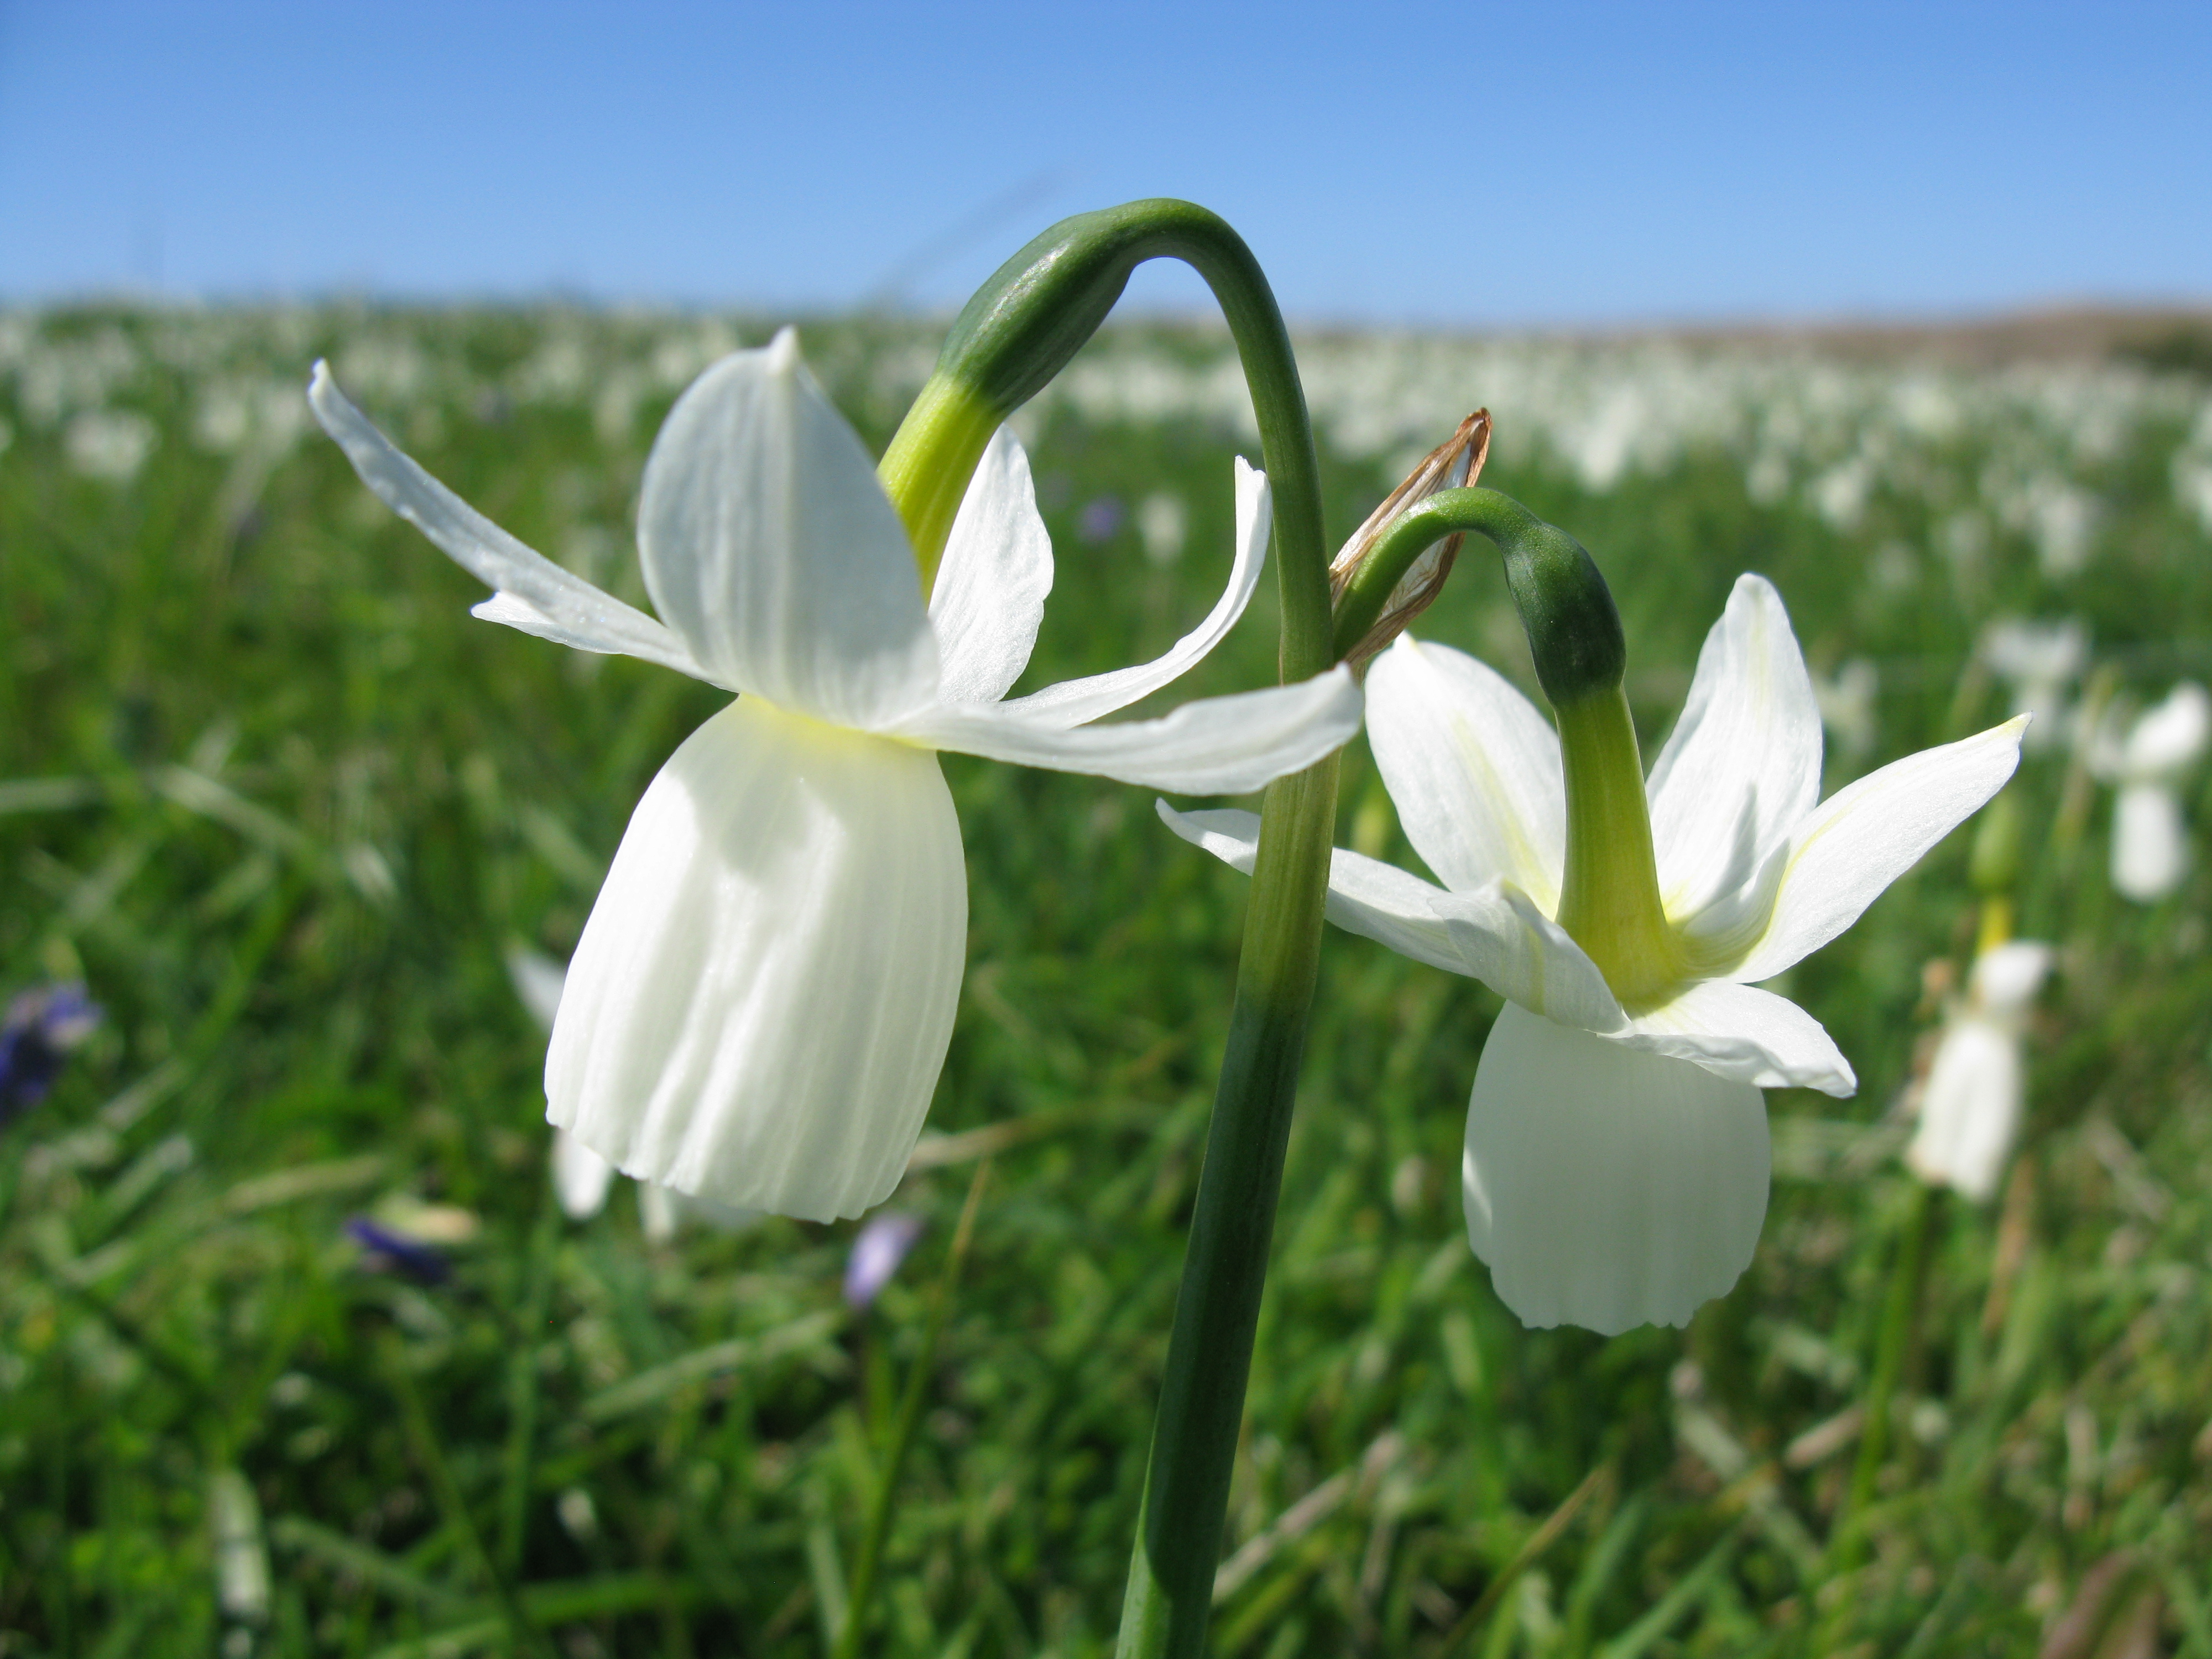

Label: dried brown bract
[1328,409,1491,671]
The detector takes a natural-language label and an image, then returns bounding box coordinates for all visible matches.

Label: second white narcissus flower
[2094,682,2210,902]
[1906,941,2053,1203]
[315,331,1360,1223]
[1165,575,2026,1334]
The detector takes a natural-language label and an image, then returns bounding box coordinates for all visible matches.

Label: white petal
[308,363,713,681]
[547,696,966,1223]
[1432,884,1626,1034]
[1366,636,1564,910]
[1970,940,2054,1017]
[2112,782,2191,901]
[999,458,1271,729]
[637,331,940,728]
[1463,1004,1770,1335]
[1906,1019,2020,1202]
[1728,717,2028,983]
[2121,682,2211,779]
[1647,576,1824,925]
[1615,979,1855,1095]
[893,666,1361,794]
[1154,804,1468,974]
[928,426,1053,705]
[551,1128,617,1220]
[1154,800,1621,1028]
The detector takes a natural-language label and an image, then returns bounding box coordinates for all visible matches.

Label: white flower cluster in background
[8,309,2211,569]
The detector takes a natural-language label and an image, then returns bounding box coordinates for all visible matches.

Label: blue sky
[1,0,2205,325]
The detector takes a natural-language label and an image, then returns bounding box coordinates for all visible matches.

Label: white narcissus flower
[1906,941,2053,1202]
[1165,575,2026,1334]
[318,332,1360,1223]
[2094,682,2210,902]
[1981,617,2086,754]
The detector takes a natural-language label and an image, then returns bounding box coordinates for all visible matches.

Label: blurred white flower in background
[65,408,156,481]
[1136,492,1188,567]
[1981,618,2088,754]
[2093,682,2211,902]
[317,332,1360,1223]
[1906,941,2054,1202]
[1812,658,1880,761]
[1167,575,2026,1333]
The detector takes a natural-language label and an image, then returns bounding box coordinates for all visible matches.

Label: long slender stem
[877,199,1341,1657]
[832,1162,990,1659]
[1117,752,1342,1658]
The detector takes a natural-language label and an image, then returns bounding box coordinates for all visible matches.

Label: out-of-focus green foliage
[3,305,2210,1656]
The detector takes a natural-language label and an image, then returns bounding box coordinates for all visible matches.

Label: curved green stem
[882,199,1334,679]
[1332,487,1622,701]
[879,199,1340,1658]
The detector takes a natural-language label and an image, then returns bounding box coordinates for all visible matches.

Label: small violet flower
[844,1212,926,1310]
[0,983,102,1127]
[1167,576,2025,1334]
[345,1216,451,1286]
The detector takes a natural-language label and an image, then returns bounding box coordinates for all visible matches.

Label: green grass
[3,304,2211,1657]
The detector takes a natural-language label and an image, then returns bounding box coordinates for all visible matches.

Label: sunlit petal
[1155,803,1468,973]
[1001,459,1271,728]
[308,363,713,681]
[1728,717,2027,982]
[1366,636,1564,908]
[1616,978,1855,1095]
[895,666,1360,794]
[548,696,965,1223]
[638,331,941,727]
[1462,1005,1769,1335]
[1432,885,1625,1034]
[1646,575,1823,924]
[929,426,1053,705]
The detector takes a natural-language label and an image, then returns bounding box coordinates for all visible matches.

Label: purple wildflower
[843,1212,925,1310]
[0,983,102,1128]
[345,1216,451,1286]
[1077,495,1125,544]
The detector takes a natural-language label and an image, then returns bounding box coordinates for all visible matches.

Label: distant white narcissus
[1906,941,2054,1202]
[314,331,1361,1223]
[2095,682,2210,903]
[1980,617,2086,755]
[1166,575,2026,1334]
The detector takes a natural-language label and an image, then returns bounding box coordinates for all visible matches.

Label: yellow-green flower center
[1552,687,1687,1011]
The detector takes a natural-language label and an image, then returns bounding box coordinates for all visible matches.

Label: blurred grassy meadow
[4,301,2212,1657]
